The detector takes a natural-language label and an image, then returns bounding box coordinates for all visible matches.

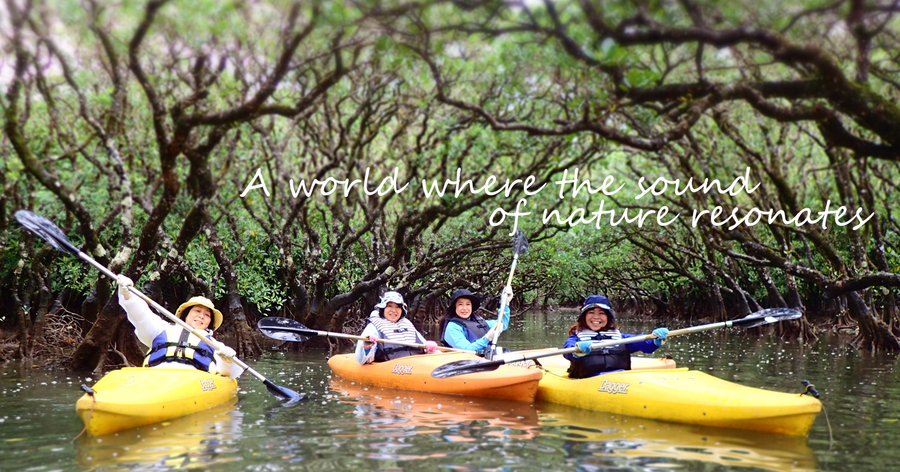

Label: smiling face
[455,298,473,319]
[383,302,404,322]
[583,307,609,331]
[184,305,213,330]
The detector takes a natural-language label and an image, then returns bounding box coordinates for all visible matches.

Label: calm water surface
[1,311,897,471]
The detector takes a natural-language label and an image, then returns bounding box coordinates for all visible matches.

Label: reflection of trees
[390,0,900,350]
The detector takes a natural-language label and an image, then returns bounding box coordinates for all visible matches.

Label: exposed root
[31,306,85,367]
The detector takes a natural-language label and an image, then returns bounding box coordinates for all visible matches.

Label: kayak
[75,367,238,436]
[327,351,542,401]
[535,355,821,436]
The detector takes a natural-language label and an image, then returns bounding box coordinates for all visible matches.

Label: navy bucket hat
[580,295,616,324]
[581,295,612,314]
[447,289,481,316]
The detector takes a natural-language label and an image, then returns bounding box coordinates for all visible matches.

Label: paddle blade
[431,359,502,379]
[257,317,313,342]
[263,379,306,403]
[14,210,80,255]
[733,308,802,329]
[512,229,529,257]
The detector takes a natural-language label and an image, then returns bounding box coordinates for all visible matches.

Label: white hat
[375,291,408,318]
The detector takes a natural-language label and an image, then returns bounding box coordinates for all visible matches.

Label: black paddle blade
[263,379,306,403]
[257,317,313,342]
[431,359,502,379]
[733,308,802,329]
[512,229,529,257]
[14,210,80,255]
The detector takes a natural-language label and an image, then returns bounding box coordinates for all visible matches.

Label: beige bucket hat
[174,296,223,331]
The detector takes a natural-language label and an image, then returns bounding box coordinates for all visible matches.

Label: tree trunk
[205,220,261,357]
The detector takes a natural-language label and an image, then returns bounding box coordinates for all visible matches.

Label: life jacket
[368,317,424,362]
[440,314,490,347]
[567,329,630,379]
[144,324,217,372]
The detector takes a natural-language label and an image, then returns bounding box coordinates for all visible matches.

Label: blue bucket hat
[375,291,408,318]
[581,295,613,315]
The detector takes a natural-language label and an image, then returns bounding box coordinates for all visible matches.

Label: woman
[356,291,438,364]
[563,295,668,379]
[116,275,243,379]
[439,288,512,352]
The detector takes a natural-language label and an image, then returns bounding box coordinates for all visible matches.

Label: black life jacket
[440,314,490,348]
[567,329,630,379]
[144,324,217,372]
[368,317,425,362]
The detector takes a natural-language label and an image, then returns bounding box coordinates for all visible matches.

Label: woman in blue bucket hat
[355,291,438,365]
[563,295,669,379]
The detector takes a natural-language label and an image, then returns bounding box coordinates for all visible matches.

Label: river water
[0,311,897,471]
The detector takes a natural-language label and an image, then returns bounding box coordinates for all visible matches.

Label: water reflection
[328,376,817,472]
[330,377,541,441]
[8,312,900,471]
[75,400,242,471]
[539,401,817,472]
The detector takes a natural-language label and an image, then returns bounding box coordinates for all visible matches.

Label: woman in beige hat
[116,275,243,379]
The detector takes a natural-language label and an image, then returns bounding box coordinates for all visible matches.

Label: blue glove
[576,341,593,355]
[498,305,510,330]
[652,327,669,347]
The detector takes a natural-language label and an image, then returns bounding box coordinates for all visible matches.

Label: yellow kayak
[328,351,542,401]
[75,367,238,436]
[535,355,821,436]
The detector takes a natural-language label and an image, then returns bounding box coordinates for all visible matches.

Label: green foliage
[4,0,899,333]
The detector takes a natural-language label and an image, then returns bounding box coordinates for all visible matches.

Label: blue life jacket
[144,324,217,372]
[440,314,490,347]
[567,330,630,379]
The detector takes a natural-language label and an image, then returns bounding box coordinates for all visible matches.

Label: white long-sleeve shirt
[118,291,244,379]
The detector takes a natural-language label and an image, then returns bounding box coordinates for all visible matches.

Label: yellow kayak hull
[536,356,821,436]
[75,367,238,436]
[328,351,542,401]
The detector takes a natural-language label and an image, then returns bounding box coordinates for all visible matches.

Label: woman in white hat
[355,291,438,365]
[116,275,243,379]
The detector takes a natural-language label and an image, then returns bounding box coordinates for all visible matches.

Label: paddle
[257,316,468,352]
[431,307,803,379]
[14,210,304,403]
[486,230,529,360]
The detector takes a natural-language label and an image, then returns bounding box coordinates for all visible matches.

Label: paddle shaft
[268,325,467,352]
[490,252,519,352]
[494,319,745,366]
[74,249,270,383]
[431,307,801,378]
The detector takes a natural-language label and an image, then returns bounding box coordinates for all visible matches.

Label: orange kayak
[327,351,542,401]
